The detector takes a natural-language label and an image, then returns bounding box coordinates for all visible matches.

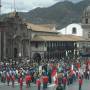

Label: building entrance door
[14,48,18,58]
[33,53,41,63]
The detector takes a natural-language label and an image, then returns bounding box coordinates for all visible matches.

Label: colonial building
[0,11,85,61]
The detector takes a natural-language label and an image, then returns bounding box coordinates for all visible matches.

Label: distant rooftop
[26,23,57,33]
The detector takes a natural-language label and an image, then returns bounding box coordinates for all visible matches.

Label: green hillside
[1,0,90,29]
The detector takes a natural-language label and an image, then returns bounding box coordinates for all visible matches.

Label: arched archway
[33,53,41,63]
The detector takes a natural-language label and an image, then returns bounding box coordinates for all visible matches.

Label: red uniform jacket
[79,79,83,85]
[63,77,67,84]
[36,79,41,86]
[6,75,10,81]
[25,75,32,84]
[42,76,48,84]
[28,75,31,81]
[11,75,15,81]
[19,77,23,86]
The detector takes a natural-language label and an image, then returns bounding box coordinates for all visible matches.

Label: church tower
[82,6,90,39]
[82,6,90,24]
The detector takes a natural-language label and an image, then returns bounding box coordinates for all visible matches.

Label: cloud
[55,0,83,3]
[1,0,83,13]
[1,0,57,13]
[69,0,83,3]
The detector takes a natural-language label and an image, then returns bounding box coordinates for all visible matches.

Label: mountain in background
[1,0,90,29]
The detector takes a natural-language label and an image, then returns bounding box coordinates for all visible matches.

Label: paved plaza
[0,79,90,90]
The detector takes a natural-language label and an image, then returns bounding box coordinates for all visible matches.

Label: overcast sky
[1,0,83,13]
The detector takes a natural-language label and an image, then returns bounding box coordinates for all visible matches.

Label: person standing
[25,73,32,88]
[6,72,10,86]
[28,74,32,87]
[25,74,29,88]
[62,77,67,90]
[19,76,23,90]
[79,76,83,90]
[42,75,48,90]
[11,73,15,87]
[36,78,41,90]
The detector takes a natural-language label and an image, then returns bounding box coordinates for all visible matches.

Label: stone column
[0,32,1,60]
[1,32,4,61]
[21,40,23,57]
[29,39,31,59]
[12,39,14,58]
[3,32,6,59]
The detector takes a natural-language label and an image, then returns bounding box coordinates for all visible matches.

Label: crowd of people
[0,58,90,90]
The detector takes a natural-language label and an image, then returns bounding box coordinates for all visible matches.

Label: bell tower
[82,6,90,24]
[82,6,90,39]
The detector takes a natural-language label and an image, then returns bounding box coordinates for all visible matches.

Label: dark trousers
[38,85,41,90]
[63,83,66,90]
[26,81,31,88]
[7,80,10,86]
[28,80,31,87]
[12,80,14,87]
[43,83,47,90]
[79,84,82,90]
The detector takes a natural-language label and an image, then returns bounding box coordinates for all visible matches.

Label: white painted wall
[57,23,83,36]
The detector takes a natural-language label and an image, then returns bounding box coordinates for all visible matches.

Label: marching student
[6,72,10,86]
[62,76,67,90]
[36,78,41,90]
[19,75,23,90]
[11,73,15,87]
[25,73,32,88]
[42,75,48,90]
[79,76,83,90]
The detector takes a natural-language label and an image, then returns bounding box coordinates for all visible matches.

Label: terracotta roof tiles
[32,35,85,41]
